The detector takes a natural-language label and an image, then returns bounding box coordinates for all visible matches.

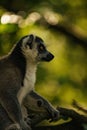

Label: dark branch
[72,100,87,114]
[58,107,87,124]
[31,106,87,130]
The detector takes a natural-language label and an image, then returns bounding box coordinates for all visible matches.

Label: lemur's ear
[27,34,35,49]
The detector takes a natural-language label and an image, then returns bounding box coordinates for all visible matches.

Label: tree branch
[30,106,87,130]
[72,100,87,114]
[37,16,87,49]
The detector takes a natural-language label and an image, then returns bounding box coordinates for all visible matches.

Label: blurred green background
[0,0,87,108]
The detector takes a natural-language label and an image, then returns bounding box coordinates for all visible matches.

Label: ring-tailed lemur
[0,34,59,130]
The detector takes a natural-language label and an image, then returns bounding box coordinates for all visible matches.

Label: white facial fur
[17,35,37,104]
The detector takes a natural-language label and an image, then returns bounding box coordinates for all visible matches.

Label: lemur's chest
[17,64,36,104]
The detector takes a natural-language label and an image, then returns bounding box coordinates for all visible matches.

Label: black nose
[46,53,54,61]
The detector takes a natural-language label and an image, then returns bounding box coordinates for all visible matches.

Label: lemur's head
[15,34,54,63]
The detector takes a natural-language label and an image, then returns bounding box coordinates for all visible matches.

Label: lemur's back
[0,56,22,91]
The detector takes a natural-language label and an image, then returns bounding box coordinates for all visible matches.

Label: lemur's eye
[40,46,44,51]
[39,45,45,52]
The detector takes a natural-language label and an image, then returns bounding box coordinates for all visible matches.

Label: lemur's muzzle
[42,52,54,62]
[46,52,54,61]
